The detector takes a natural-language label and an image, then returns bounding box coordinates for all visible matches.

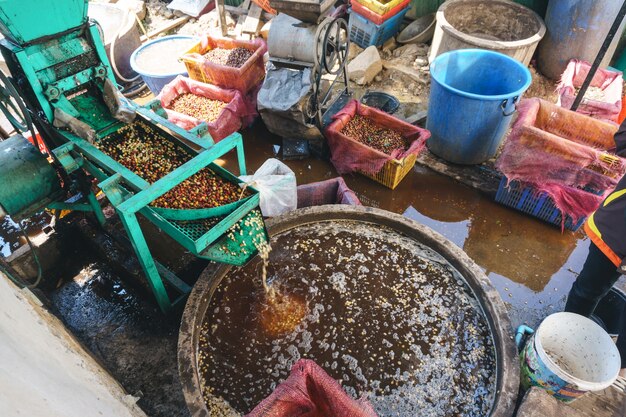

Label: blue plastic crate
[495,178,586,231]
[348,6,409,48]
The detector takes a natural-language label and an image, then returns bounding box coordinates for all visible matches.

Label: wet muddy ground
[0,121,602,416]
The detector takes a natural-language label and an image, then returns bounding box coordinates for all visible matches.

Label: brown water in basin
[197,220,496,416]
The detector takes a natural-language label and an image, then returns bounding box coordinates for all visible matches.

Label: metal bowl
[397,13,436,44]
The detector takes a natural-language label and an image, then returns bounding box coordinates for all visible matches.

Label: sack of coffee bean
[159,75,255,142]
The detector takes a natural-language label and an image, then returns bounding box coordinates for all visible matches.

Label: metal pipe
[571,0,626,111]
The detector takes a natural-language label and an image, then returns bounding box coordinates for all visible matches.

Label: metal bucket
[519,312,621,402]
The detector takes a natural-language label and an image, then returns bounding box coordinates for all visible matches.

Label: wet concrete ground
[0,121,597,416]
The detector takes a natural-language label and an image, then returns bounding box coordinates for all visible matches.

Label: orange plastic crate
[181,36,266,94]
[354,0,407,15]
[251,0,276,14]
[351,0,410,25]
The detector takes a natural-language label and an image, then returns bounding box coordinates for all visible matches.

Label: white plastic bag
[240,159,297,217]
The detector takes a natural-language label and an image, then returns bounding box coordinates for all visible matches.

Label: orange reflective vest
[585,175,626,269]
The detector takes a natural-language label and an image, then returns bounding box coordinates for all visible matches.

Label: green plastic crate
[406,0,445,20]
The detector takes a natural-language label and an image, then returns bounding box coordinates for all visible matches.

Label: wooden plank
[416,150,502,198]
[216,0,228,37]
[241,0,251,9]
[242,3,263,34]
[517,385,626,417]
[570,382,626,417]
[140,16,191,42]
[233,14,246,37]
[224,5,273,21]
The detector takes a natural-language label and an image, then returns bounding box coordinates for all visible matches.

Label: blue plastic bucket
[130,35,196,95]
[426,49,531,164]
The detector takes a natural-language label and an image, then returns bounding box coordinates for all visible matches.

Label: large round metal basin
[178,205,520,417]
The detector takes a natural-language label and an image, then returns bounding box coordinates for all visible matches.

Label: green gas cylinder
[0,135,62,219]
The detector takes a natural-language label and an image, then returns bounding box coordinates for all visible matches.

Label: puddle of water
[0,212,51,257]
[226,124,587,330]
[0,123,586,330]
[46,246,188,417]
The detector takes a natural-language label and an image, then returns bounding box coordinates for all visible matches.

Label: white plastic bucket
[520,312,621,402]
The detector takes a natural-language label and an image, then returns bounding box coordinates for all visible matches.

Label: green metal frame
[54,120,259,312]
[0,8,266,313]
[47,191,106,227]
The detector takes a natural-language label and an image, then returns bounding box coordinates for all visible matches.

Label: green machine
[0,0,268,312]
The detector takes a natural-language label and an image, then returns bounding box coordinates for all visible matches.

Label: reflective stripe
[586,212,601,239]
[603,188,626,207]
[584,221,622,267]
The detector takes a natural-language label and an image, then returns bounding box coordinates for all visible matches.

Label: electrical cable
[0,262,26,288]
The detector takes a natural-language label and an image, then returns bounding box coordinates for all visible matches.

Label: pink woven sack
[557,59,623,123]
[497,98,626,225]
[159,75,254,142]
[324,100,429,175]
[296,177,362,208]
[245,359,379,417]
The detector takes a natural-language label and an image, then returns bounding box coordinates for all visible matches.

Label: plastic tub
[426,49,531,165]
[130,35,196,94]
[360,91,400,114]
[429,0,545,66]
[89,2,142,82]
[520,312,621,402]
[351,0,410,25]
[348,7,409,48]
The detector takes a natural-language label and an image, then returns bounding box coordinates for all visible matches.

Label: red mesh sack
[245,359,378,417]
[159,76,254,142]
[297,177,362,208]
[324,100,429,175]
[497,98,626,224]
[557,59,623,123]
[181,36,267,94]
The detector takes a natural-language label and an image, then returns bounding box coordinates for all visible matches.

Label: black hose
[0,220,43,289]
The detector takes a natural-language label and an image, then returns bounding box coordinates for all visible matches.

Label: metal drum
[0,135,62,219]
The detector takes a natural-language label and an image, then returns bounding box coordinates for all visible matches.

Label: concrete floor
[0,121,608,416]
